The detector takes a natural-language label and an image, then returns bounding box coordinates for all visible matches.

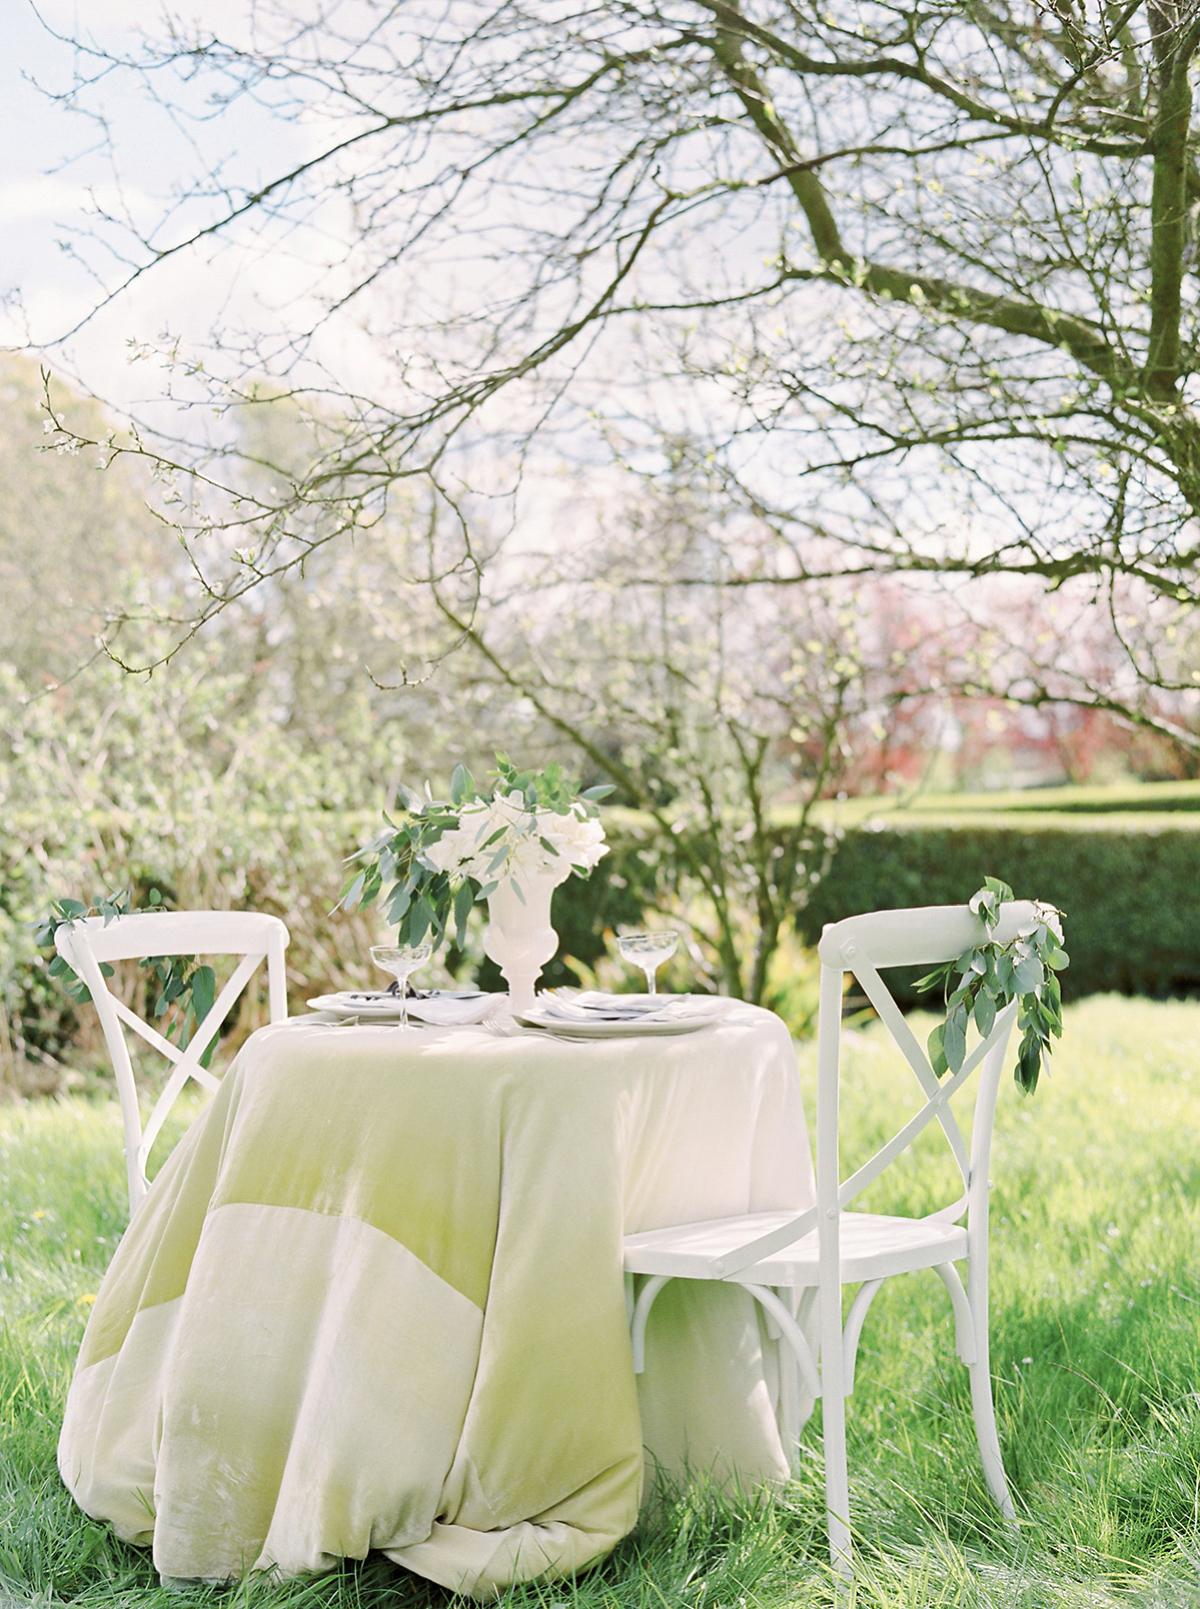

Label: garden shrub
[799,811,1200,1002]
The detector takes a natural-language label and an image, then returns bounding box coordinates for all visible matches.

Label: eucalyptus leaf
[190,965,217,1026]
[386,886,411,924]
[928,1021,948,1078]
[943,1008,968,1073]
[453,880,474,948]
[974,990,996,1039]
[1017,1033,1042,1095]
[1013,956,1045,993]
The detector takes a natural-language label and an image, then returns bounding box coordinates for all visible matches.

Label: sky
[0,1,1036,581]
[1,1,311,411]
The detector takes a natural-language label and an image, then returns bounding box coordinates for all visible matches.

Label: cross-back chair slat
[137,950,267,1170]
[843,943,973,1189]
[55,911,289,1214]
[831,997,1017,1222]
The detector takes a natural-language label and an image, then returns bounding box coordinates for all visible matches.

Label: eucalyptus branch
[919,878,1070,1095]
[32,889,221,1067]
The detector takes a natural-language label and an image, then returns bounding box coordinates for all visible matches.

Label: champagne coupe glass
[370,941,434,1028]
[616,930,678,995]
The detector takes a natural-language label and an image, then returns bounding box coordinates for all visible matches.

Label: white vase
[483,864,570,1014]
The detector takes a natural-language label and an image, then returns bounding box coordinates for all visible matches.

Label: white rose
[419,821,478,874]
[534,806,608,871]
[421,794,607,882]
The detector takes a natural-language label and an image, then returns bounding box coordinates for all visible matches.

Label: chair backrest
[55,910,289,1213]
[813,902,1034,1237]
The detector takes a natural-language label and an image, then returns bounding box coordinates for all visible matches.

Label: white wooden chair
[55,910,290,1214]
[624,902,1035,1574]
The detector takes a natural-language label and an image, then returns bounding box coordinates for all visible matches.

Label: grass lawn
[4,995,1200,1607]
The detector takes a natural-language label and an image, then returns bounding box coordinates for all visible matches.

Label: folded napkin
[404,992,496,1026]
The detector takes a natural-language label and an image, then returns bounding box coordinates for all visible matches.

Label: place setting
[513,988,723,1040]
[307,941,496,1027]
[510,928,724,1039]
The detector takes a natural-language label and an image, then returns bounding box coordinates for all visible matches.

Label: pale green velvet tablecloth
[58,1001,813,1595]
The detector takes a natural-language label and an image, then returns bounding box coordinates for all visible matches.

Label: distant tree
[429,486,975,1001]
[26,0,1200,677]
[0,356,164,685]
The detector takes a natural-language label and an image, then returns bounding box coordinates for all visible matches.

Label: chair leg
[773,1289,800,1470]
[768,1286,817,1473]
[933,1259,1013,1519]
[822,1376,852,1576]
[962,1258,1016,1523]
[817,1291,852,1576]
[969,1356,1016,1521]
[743,1284,822,1400]
[629,1274,670,1374]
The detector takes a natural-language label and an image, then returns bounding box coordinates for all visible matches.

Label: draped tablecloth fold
[59,1003,813,1595]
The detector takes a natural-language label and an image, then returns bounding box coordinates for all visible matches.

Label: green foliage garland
[32,889,220,1068]
[918,877,1069,1095]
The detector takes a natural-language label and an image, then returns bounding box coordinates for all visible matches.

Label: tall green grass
[3,997,1200,1606]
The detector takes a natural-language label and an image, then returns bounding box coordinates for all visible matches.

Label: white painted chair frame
[55,911,289,1215]
[624,902,1035,1575]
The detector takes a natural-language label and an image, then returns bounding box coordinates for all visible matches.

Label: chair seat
[624,1209,968,1286]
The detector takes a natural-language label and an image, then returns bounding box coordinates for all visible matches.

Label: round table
[59,1000,814,1596]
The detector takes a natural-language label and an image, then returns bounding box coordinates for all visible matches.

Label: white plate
[514,1004,718,1039]
[307,990,493,1025]
[537,991,711,1020]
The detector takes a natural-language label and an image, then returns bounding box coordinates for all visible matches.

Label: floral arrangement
[339,755,613,950]
[918,876,1068,1095]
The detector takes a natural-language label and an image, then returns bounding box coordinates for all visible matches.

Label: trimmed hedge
[880,780,1200,816]
[799,813,1200,1002]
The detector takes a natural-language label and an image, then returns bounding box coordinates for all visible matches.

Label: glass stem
[645,966,657,995]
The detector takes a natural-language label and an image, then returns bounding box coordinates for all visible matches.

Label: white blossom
[419,793,607,881]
